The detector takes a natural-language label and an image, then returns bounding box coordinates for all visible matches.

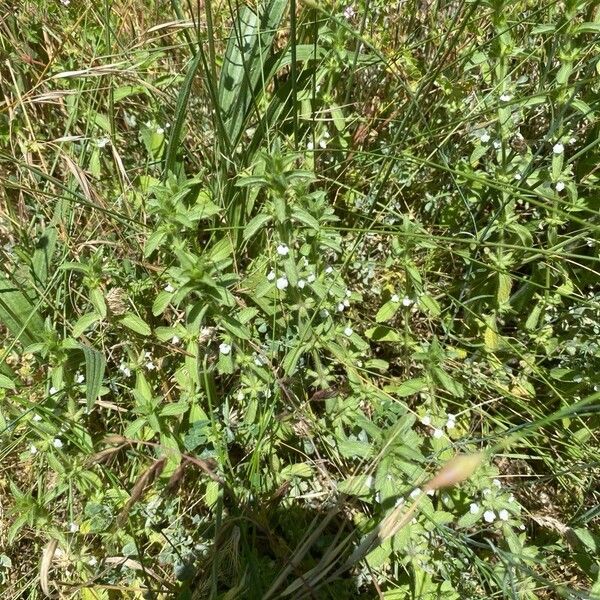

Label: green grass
[1,0,600,598]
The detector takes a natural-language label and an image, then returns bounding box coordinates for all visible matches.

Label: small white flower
[53,438,63,449]
[420,415,431,426]
[555,181,565,192]
[482,488,492,497]
[480,132,490,143]
[337,302,345,312]
[499,93,512,102]
[432,428,444,439]
[492,478,502,488]
[319,309,330,318]
[498,509,510,521]
[75,373,85,384]
[307,141,314,151]
[319,139,327,149]
[69,522,79,533]
[569,137,577,145]
[514,173,522,180]
[171,336,180,345]
[307,274,316,283]
[267,270,276,281]
[508,494,515,503]
[30,445,38,455]
[344,326,353,337]
[156,127,164,135]
[297,279,306,289]
[88,556,98,566]
[410,488,422,499]
[394,497,405,507]
[483,510,496,523]
[59,0,70,6]
[345,289,352,297]
[145,361,156,371]
[119,363,131,377]
[325,266,333,274]
[446,417,456,430]
[343,5,355,19]
[49,386,58,395]
[33,414,42,422]
[553,142,564,155]
[493,140,501,149]
[343,298,350,307]
[219,343,231,355]
[164,283,175,293]
[391,294,400,303]
[402,297,413,307]
[276,244,289,256]
[276,276,288,290]
[469,502,479,514]
[96,137,109,148]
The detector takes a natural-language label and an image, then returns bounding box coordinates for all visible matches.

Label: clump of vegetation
[1,0,599,598]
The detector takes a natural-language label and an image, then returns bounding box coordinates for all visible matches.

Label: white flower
[156,127,164,135]
[492,478,502,488]
[555,181,565,192]
[498,509,510,521]
[145,361,156,371]
[343,298,350,307]
[219,343,231,355]
[432,428,444,439]
[53,438,63,449]
[88,556,98,566]
[171,336,180,345]
[344,326,353,337]
[391,294,400,303]
[514,173,522,180]
[307,141,314,151]
[33,414,42,422]
[343,5,355,19]
[508,494,515,503]
[75,373,85,384]
[307,274,316,283]
[446,417,456,430]
[469,502,479,514]
[420,415,431,426]
[482,488,491,497]
[267,270,276,281]
[276,276,288,290]
[493,140,501,149]
[325,266,333,274]
[337,302,345,312]
[119,363,131,377]
[49,387,58,395]
[553,142,564,155]
[402,297,413,307]
[69,522,79,533]
[276,244,289,256]
[30,445,38,455]
[96,137,109,148]
[319,139,327,149]
[483,510,496,523]
[59,0,70,6]
[297,279,306,289]
[345,289,352,297]
[164,283,175,293]
[499,93,512,102]
[480,132,490,143]
[319,309,330,318]
[410,488,422,499]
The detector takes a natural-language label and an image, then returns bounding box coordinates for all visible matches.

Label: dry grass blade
[40,538,58,597]
[116,457,167,527]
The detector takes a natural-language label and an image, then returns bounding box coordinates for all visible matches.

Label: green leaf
[81,345,106,411]
[243,213,272,241]
[418,294,441,317]
[291,207,320,230]
[160,400,190,417]
[152,291,172,316]
[365,325,402,342]
[0,374,16,389]
[218,0,288,148]
[119,313,152,336]
[219,314,251,340]
[73,312,102,338]
[31,227,57,286]
[0,276,44,347]
[384,377,428,397]
[376,301,400,323]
